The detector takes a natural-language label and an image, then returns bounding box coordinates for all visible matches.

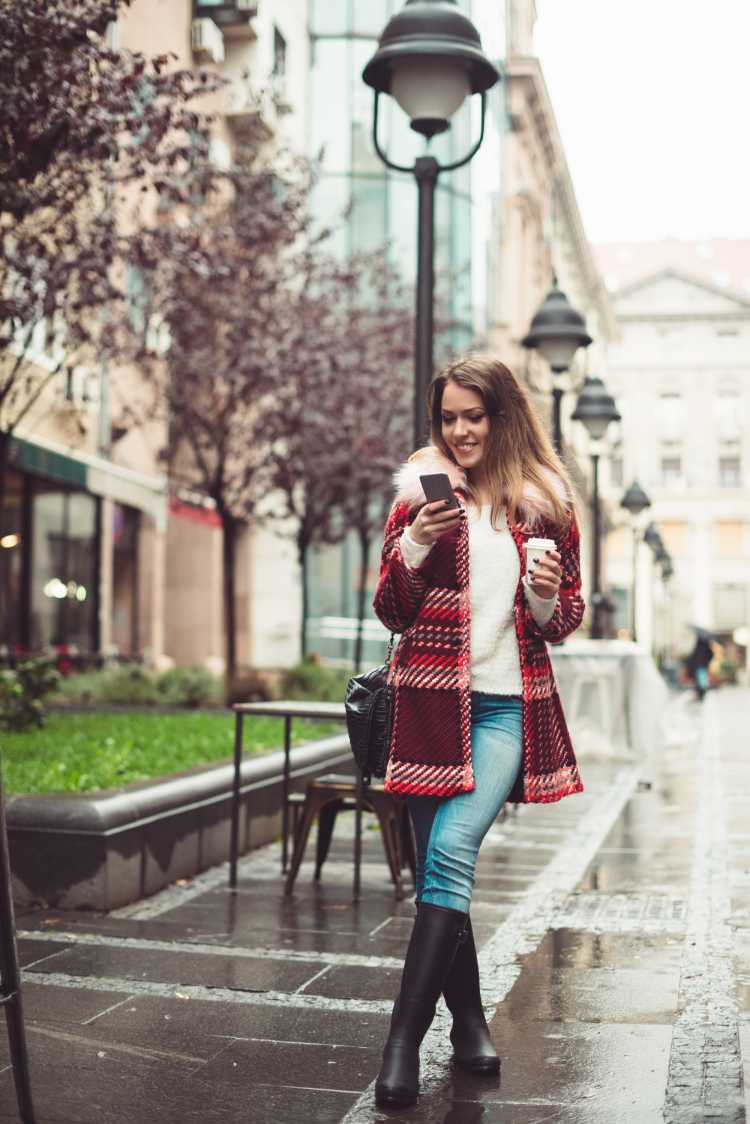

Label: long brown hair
[427,352,579,531]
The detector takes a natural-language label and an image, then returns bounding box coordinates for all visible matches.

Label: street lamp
[363,0,499,450]
[644,523,669,565]
[571,375,620,638]
[620,480,651,642]
[522,280,593,454]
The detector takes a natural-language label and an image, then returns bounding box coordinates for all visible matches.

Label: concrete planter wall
[7,735,353,911]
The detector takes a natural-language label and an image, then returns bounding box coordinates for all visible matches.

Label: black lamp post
[644,522,668,564]
[571,376,620,638]
[522,281,593,454]
[621,480,651,642]
[363,0,499,450]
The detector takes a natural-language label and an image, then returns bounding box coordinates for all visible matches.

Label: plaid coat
[373,452,585,804]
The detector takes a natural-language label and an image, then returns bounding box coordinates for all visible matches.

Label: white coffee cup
[524,537,557,574]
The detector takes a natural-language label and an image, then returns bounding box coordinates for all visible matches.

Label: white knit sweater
[400,505,557,695]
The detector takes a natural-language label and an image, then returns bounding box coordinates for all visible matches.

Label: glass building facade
[307,1,506,664]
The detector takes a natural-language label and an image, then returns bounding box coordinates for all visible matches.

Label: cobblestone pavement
[1,688,749,1123]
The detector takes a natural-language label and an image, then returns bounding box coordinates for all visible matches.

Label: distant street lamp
[363,0,499,450]
[522,281,593,454]
[571,376,621,638]
[621,480,652,642]
[644,523,669,565]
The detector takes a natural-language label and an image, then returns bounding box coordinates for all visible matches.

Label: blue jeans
[407,693,523,914]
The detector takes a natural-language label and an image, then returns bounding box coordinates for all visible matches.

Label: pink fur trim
[392,448,467,508]
[518,471,570,526]
[392,446,569,525]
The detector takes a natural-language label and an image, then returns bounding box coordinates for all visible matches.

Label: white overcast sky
[534,0,750,243]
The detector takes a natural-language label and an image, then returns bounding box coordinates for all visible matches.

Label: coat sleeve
[523,514,585,645]
[372,501,431,634]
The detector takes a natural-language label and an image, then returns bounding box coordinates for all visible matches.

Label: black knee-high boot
[375,902,467,1109]
[442,915,500,1074]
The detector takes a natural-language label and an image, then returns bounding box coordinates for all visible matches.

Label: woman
[686,632,713,700]
[372,353,585,1109]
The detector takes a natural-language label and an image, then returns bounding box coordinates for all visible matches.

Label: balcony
[194,0,258,40]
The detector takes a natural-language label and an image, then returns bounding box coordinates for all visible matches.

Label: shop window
[719,455,741,487]
[30,482,98,652]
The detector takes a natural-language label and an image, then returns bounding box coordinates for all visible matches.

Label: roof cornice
[613,266,750,310]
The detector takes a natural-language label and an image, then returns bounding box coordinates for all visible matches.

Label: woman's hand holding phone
[410,499,463,545]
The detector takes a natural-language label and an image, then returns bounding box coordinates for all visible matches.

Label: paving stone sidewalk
[1,688,749,1123]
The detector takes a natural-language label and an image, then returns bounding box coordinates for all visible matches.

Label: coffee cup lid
[525,537,556,550]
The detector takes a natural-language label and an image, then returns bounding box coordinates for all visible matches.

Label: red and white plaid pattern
[373,501,585,804]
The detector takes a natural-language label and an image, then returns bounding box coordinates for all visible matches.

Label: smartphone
[420,473,460,509]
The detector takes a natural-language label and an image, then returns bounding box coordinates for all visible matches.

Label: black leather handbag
[344,636,395,785]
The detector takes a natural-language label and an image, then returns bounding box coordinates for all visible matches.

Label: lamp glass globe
[391,60,470,127]
[537,336,580,372]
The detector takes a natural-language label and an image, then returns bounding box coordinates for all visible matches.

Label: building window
[716,392,741,440]
[272,25,287,98]
[660,455,682,486]
[30,482,99,652]
[719,455,742,487]
[658,393,684,442]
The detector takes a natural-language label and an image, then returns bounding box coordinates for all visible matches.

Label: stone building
[595,240,750,663]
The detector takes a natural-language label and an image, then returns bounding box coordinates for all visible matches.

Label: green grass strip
[0,712,342,795]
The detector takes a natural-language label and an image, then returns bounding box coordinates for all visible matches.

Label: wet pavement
[1,688,749,1123]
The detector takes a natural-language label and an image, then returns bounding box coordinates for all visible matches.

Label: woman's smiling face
[440,380,491,474]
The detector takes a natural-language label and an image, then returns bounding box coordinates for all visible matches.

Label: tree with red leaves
[127,100,340,686]
[261,249,413,664]
[0,0,220,526]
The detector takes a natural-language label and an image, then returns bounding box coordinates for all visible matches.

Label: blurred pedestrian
[686,632,713,701]
[371,353,585,1109]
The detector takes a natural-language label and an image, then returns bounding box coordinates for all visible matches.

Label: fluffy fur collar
[392,446,569,527]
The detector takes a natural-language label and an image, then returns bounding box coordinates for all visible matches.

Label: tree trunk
[354,527,371,673]
[0,431,10,651]
[219,508,238,697]
[298,534,310,661]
